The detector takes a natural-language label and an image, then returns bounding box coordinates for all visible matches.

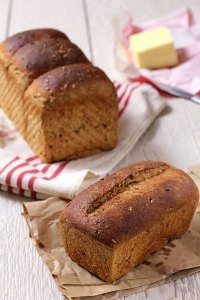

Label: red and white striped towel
[0,82,166,200]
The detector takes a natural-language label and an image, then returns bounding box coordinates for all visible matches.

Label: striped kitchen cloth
[0,82,166,200]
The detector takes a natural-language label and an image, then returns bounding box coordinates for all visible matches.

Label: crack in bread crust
[59,160,199,282]
[87,164,169,213]
[60,161,199,247]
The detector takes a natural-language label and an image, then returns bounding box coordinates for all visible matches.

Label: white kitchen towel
[0,82,166,200]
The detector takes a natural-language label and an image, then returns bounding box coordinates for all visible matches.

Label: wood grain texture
[1,0,200,299]
[0,192,63,300]
[0,0,11,40]
[8,0,91,59]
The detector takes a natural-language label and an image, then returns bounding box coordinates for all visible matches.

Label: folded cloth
[0,82,166,200]
[114,8,200,94]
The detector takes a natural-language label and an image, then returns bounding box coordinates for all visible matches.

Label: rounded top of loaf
[1,28,69,56]
[10,37,89,79]
[26,63,117,107]
[60,160,199,247]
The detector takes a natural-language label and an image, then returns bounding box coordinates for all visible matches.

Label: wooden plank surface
[0,0,11,39]
[9,0,90,58]
[1,0,200,299]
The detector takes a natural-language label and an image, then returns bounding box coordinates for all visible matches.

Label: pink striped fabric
[0,129,17,137]
[0,81,165,200]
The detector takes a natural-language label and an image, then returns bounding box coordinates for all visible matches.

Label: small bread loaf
[60,160,199,282]
[0,29,118,162]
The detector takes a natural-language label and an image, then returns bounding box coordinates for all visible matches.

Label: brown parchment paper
[23,176,200,300]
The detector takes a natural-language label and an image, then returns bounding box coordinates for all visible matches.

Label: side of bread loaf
[0,29,118,162]
[23,64,118,162]
[60,160,199,282]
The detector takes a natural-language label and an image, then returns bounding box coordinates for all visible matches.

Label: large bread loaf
[0,29,118,162]
[60,160,199,282]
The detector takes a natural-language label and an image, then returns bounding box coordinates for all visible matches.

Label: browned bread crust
[10,38,89,79]
[32,63,113,98]
[0,29,118,162]
[60,160,199,282]
[0,28,69,57]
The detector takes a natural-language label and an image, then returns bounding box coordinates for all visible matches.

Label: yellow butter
[129,27,178,69]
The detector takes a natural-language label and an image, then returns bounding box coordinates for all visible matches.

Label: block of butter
[129,27,178,69]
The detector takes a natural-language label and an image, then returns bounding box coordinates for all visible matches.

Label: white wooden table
[1,0,200,299]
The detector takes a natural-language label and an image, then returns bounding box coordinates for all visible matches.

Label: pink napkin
[115,8,200,94]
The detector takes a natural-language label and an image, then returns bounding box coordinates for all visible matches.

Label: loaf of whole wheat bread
[60,160,199,282]
[0,29,118,162]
